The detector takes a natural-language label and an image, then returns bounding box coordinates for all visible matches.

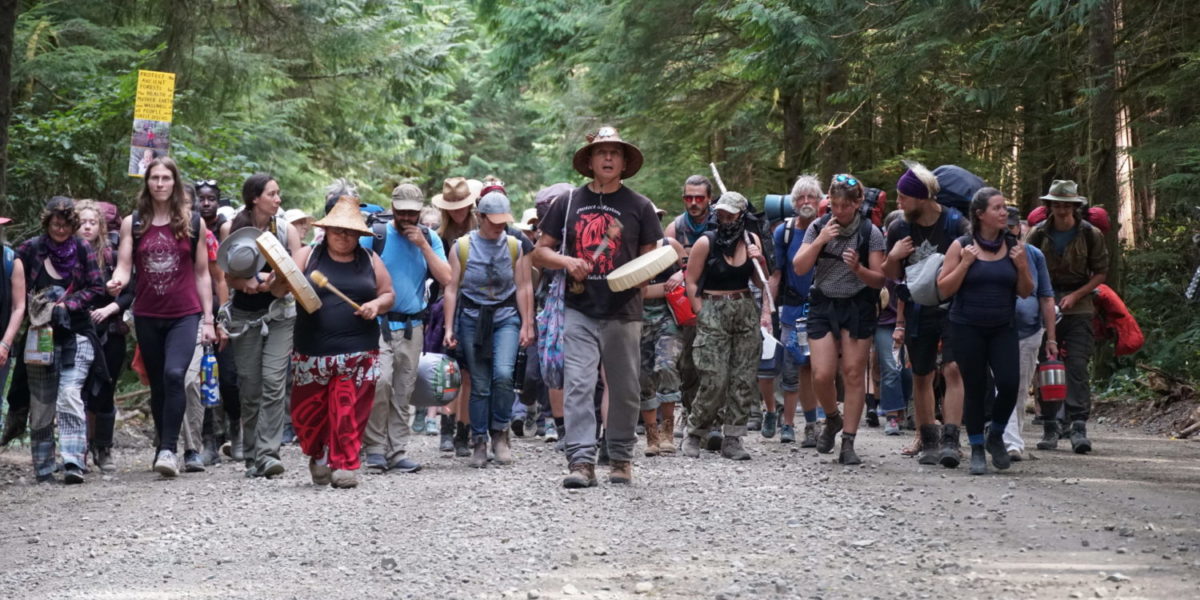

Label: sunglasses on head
[834,174,859,187]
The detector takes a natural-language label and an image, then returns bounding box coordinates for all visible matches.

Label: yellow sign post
[129,70,176,177]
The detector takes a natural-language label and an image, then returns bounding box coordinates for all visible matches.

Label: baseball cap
[477,191,513,224]
[391,183,425,211]
[713,191,748,215]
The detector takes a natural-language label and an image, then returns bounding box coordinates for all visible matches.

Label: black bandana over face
[714,214,745,257]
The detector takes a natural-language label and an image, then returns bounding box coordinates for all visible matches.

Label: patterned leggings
[290,350,379,471]
[29,334,95,476]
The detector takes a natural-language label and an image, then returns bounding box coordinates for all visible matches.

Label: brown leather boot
[469,434,488,468]
[609,460,633,484]
[490,429,513,465]
[562,462,597,488]
[658,421,676,454]
[644,418,661,457]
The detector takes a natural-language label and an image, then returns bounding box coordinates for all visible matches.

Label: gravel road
[1,420,1197,600]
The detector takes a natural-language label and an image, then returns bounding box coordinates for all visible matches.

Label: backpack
[810,213,875,269]
[1092,283,1144,356]
[900,208,967,307]
[933,165,984,215]
[456,234,520,284]
[862,187,886,227]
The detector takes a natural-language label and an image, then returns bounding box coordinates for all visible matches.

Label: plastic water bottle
[793,308,810,365]
[201,346,220,407]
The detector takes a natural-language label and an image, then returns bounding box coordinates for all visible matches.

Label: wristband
[0,341,9,351]
[894,326,905,331]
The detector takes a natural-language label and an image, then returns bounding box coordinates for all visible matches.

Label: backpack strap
[3,246,12,277]
[371,221,388,255]
[782,217,796,249]
[456,234,520,284]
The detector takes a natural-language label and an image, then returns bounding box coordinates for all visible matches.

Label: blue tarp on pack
[933,165,984,215]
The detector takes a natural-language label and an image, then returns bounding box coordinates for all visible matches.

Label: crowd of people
[0,127,1110,487]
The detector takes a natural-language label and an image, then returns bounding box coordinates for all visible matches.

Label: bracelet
[0,341,9,351]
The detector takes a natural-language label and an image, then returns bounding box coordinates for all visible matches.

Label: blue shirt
[1014,244,1054,339]
[360,224,446,330]
[773,219,815,325]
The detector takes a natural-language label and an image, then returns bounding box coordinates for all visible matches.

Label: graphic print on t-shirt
[143,229,182,295]
[573,211,623,277]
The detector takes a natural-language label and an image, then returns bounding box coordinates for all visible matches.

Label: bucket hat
[217,227,267,279]
[431,177,477,211]
[572,126,644,179]
[1039,180,1088,204]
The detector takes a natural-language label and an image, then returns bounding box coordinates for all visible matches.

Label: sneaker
[1007,449,1024,462]
[544,423,559,443]
[64,464,85,484]
[413,412,427,434]
[800,423,818,448]
[153,450,179,478]
[183,450,206,473]
[535,420,547,437]
[424,419,439,436]
[308,457,332,486]
[609,460,633,484]
[365,454,389,473]
[388,457,422,473]
[281,422,296,446]
[779,424,796,444]
[761,411,778,439]
[439,433,455,453]
[260,457,286,478]
[331,469,359,489]
[884,416,901,436]
[93,447,117,473]
[562,462,598,488]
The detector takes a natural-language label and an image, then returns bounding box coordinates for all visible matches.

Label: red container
[666,286,697,327]
[1038,359,1067,401]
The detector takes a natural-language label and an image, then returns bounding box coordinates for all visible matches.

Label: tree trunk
[781,89,805,180]
[0,0,18,210]
[1113,0,1136,247]
[1088,0,1121,293]
[818,67,848,184]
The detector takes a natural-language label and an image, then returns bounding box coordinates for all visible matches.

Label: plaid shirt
[16,235,105,315]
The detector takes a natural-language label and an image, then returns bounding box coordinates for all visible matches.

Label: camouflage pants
[639,301,681,411]
[687,296,759,438]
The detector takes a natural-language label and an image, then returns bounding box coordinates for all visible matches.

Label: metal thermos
[1037,359,1067,401]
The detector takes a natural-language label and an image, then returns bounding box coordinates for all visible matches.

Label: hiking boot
[562,462,598,488]
[183,450,206,473]
[491,429,513,465]
[800,422,818,448]
[939,424,961,469]
[511,416,525,437]
[454,434,471,458]
[658,422,676,454]
[153,450,179,478]
[704,430,724,452]
[331,469,359,489]
[260,457,285,478]
[838,433,862,465]
[1036,420,1060,450]
[969,444,987,475]
[201,438,221,466]
[226,424,244,461]
[64,463,85,485]
[644,423,661,457]
[986,433,1011,470]
[816,412,843,454]
[309,457,332,486]
[1069,420,1092,454]
[681,434,702,458]
[761,411,778,439]
[917,424,941,465]
[780,424,796,444]
[92,446,116,473]
[609,460,633,484]
[865,407,880,428]
[469,435,488,468]
[721,436,751,461]
[439,433,455,453]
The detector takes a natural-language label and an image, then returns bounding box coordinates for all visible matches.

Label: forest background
[0,0,1198,402]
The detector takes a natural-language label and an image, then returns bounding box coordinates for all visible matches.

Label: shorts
[904,306,956,376]
[807,288,878,341]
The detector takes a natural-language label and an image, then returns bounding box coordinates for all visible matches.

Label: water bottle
[201,345,220,407]
[793,306,810,365]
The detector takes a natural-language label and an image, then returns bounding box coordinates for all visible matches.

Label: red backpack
[1091,284,1144,356]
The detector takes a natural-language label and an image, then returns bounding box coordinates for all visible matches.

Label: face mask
[714,216,745,256]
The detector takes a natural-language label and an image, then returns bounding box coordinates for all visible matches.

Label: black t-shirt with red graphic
[539,184,663,321]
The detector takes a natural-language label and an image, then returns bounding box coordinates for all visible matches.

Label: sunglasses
[834,174,859,187]
[682,195,708,204]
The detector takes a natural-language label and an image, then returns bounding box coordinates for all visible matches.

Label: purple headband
[896,169,929,200]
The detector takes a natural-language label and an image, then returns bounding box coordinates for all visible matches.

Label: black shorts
[807,288,878,341]
[904,307,956,376]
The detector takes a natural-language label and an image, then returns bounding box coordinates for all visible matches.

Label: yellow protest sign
[134,70,175,123]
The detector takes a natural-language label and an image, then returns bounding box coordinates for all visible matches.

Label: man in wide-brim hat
[431,177,479,211]
[1025,179,1108,456]
[531,125,663,489]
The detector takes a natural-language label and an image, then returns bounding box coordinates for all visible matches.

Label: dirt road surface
[1,422,1197,599]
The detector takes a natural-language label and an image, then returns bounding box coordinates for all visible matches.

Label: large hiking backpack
[933,165,984,216]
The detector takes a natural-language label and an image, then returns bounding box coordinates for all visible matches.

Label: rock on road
[0,424,1197,599]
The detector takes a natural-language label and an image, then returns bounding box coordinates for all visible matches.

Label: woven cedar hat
[312,195,373,236]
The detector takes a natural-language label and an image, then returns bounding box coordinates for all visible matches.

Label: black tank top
[704,253,754,291]
[295,245,380,356]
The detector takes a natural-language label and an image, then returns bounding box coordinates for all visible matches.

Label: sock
[554,417,565,431]
[816,406,826,420]
[803,410,817,423]
[968,433,985,446]
[842,433,856,443]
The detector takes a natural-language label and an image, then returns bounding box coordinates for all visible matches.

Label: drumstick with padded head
[309,270,363,311]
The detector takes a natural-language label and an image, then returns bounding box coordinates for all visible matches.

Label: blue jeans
[458,311,520,436]
[873,325,907,414]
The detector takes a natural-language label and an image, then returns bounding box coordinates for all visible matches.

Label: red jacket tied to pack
[1091,284,1144,356]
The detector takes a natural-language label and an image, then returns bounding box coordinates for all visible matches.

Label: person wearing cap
[109,157,216,478]
[533,126,664,488]
[216,173,301,478]
[678,191,771,460]
[1004,205,1057,462]
[882,161,970,467]
[291,196,395,488]
[1026,179,1108,454]
[637,203,685,457]
[444,191,534,468]
[0,212,24,448]
[284,208,315,244]
[792,173,887,465]
[359,183,450,474]
[936,187,1033,474]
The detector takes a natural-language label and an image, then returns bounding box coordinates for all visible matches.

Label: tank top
[133,224,202,319]
[295,245,379,356]
[949,254,1018,327]
[704,252,754,292]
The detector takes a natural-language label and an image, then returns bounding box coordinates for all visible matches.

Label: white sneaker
[153,450,179,478]
[544,423,559,442]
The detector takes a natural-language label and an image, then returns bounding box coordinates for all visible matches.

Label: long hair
[136,157,192,240]
[969,187,1004,235]
[901,160,940,200]
[75,199,109,271]
[231,173,276,232]
[438,208,477,246]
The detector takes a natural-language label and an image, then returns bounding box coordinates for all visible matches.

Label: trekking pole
[709,162,774,312]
